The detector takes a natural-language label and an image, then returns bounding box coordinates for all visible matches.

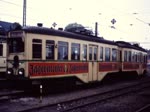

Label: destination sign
[10,31,23,38]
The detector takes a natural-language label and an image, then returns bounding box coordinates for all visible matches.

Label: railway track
[16,78,150,112]
[0,89,26,103]
[135,104,150,112]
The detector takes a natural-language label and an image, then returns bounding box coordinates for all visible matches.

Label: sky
[0,0,150,49]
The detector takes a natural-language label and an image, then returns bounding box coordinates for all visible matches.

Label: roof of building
[0,21,12,32]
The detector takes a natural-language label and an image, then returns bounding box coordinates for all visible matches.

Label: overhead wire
[0,0,39,25]
[0,0,22,7]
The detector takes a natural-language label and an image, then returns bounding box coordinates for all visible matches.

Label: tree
[64,23,93,35]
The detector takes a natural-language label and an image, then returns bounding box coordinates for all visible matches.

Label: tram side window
[71,43,80,60]
[58,41,68,60]
[82,45,87,61]
[100,47,103,61]
[146,55,148,63]
[32,39,42,58]
[132,52,136,62]
[124,51,127,62]
[89,47,92,61]
[46,40,54,60]
[94,47,98,60]
[105,47,110,61]
[135,53,137,62]
[129,51,132,62]
[112,48,117,61]
[0,44,3,56]
[143,55,145,63]
[141,54,143,62]
[139,53,142,62]
[144,55,147,63]
[137,53,140,62]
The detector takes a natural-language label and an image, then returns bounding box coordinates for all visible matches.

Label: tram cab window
[58,41,68,60]
[82,45,87,61]
[8,38,24,53]
[0,44,3,56]
[71,43,80,60]
[100,47,103,61]
[32,39,42,58]
[112,48,117,61]
[105,47,110,61]
[46,40,54,60]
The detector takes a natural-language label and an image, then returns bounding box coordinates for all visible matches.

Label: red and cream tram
[6,25,147,84]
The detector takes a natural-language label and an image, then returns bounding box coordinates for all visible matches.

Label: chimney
[58,28,63,31]
[37,23,43,27]
[95,22,98,37]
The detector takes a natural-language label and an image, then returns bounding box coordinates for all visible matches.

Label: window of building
[32,39,42,58]
[105,47,110,61]
[58,41,68,60]
[46,40,54,60]
[82,45,87,61]
[0,44,3,56]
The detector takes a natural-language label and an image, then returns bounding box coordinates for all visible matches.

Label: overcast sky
[0,0,150,49]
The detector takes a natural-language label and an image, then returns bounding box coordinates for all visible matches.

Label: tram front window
[8,38,24,53]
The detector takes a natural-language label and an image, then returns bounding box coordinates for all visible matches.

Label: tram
[6,25,147,84]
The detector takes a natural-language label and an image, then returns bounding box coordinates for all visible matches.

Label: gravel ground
[74,88,150,112]
[30,90,150,112]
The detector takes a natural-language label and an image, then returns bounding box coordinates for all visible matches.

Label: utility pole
[23,0,26,26]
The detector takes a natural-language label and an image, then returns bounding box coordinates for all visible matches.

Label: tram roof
[116,41,147,52]
[22,26,117,46]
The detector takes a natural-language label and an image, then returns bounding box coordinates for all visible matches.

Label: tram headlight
[7,68,13,75]
[18,68,24,76]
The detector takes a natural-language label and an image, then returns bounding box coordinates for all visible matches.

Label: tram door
[89,45,98,82]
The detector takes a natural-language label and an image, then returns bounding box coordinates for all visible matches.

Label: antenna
[23,0,26,26]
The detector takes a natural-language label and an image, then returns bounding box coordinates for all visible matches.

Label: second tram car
[116,41,147,76]
[6,25,147,84]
